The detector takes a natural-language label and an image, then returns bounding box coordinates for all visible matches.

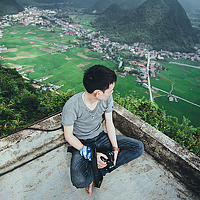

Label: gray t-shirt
[61,92,114,140]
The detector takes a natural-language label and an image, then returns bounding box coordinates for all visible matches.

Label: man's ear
[94,90,103,98]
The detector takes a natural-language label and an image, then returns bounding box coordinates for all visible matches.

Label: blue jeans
[70,131,144,188]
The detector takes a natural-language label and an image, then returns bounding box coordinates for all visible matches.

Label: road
[169,61,200,69]
[153,86,200,108]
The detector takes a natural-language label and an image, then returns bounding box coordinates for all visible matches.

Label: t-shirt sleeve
[61,101,77,127]
[105,94,114,113]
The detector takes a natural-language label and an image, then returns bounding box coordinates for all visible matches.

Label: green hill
[0,0,24,17]
[115,0,146,11]
[91,3,125,30]
[85,0,114,14]
[95,0,198,52]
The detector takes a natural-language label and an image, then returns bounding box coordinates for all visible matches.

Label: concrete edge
[0,113,65,176]
[113,102,200,195]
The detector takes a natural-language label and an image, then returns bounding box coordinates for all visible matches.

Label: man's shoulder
[63,92,83,108]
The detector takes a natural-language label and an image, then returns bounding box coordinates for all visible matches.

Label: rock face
[0,0,24,17]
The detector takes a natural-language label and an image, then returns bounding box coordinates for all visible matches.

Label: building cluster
[0,45,7,54]
[0,29,3,38]
[134,61,161,83]
[167,93,178,102]
[0,7,56,27]
[16,66,62,92]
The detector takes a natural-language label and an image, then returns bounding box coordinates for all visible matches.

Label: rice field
[151,61,200,127]
[1,25,200,127]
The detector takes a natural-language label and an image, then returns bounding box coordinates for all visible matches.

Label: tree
[0,66,74,138]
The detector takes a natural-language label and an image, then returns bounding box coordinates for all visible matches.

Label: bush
[114,93,200,157]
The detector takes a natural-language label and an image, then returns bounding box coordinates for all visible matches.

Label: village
[0,6,200,61]
[0,6,200,99]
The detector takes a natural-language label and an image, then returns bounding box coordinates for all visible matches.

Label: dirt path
[3,55,38,61]
[77,52,93,60]
[77,62,91,67]
[65,56,72,60]
[170,83,175,94]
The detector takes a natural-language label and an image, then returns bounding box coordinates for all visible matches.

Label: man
[61,65,144,195]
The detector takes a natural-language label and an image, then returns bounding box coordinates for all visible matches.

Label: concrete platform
[0,103,199,199]
[0,138,199,200]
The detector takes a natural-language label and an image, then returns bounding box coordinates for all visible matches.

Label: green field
[151,61,200,127]
[1,24,200,127]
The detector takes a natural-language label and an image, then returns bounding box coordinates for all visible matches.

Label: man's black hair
[83,65,117,93]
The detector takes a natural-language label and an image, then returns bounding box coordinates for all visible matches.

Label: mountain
[0,0,24,17]
[85,0,146,14]
[115,0,146,11]
[85,0,114,14]
[96,0,198,52]
[91,3,125,30]
[163,0,197,47]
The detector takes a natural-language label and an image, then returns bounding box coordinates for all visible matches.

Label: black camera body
[100,151,116,172]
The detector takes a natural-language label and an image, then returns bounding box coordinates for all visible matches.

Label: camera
[100,151,116,172]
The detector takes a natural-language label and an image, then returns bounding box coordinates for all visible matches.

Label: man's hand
[97,152,108,169]
[113,150,118,166]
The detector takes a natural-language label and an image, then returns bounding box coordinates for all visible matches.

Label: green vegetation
[151,61,200,127]
[1,18,200,158]
[0,66,74,138]
[91,3,125,30]
[114,93,200,157]
[115,75,149,99]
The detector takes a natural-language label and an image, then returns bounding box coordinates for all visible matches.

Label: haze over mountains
[91,3,125,29]
[85,0,146,14]
[178,0,200,13]
[85,0,200,14]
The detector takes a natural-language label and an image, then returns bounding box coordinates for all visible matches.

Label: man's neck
[83,91,99,110]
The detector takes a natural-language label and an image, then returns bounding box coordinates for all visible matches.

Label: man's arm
[104,111,118,165]
[63,125,84,151]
